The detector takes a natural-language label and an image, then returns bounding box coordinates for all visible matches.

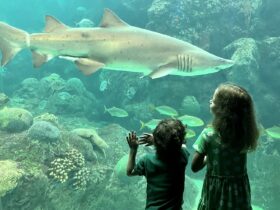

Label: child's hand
[139,133,154,146]
[126,131,139,150]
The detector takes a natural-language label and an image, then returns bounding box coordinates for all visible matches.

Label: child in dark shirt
[126,119,189,210]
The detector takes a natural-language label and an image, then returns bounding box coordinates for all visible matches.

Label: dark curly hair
[153,119,186,161]
[212,83,259,151]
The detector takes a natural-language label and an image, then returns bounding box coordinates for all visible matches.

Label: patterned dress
[193,127,252,210]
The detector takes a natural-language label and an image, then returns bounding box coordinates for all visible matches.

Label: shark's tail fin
[0,22,29,66]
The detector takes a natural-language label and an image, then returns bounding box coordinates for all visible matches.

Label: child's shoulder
[201,126,216,138]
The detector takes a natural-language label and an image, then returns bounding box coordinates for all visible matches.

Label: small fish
[75,18,94,28]
[140,119,161,130]
[265,126,280,139]
[104,106,128,118]
[178,115,204,127]
[186,129,196,139]
[155,105,178,117]
[99,79,110,92]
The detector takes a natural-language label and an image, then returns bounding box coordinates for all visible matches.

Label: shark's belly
[88,43,176,73]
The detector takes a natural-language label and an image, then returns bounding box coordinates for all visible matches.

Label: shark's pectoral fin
[32,51,53,68]
[75,58,105,75]
[148,65,174,79]
[100,9,130,28]
[45,15,69,33]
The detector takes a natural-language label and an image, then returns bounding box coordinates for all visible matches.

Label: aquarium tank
[0,0,279,209]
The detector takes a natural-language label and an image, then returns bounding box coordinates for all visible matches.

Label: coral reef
[67,134,98,162]
[28,121,61,143]
[0,107,33,132]
[0,92,9,108]
[224,38,260,89]
[33,113,59,127]
[71,128,109,157]
[11,74,97,116]
[48,148,90,190]
[0,160,23,197]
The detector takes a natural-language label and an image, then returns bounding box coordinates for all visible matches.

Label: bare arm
[127,148,138,176]
[191,151,207,172]
[126,131,139,176]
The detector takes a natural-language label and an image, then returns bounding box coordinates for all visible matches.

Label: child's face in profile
[209,89,218,114]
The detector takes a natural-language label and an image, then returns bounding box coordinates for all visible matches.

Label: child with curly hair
[126,119,189,210]
[192,83,259,210]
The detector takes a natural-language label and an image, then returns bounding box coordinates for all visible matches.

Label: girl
[126,119,189,210]
[192,83,259,210]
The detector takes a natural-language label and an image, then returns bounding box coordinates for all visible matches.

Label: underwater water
[0,0,279,209]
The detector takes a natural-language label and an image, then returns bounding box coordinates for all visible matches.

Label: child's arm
[191,152,207,172]
[126,131,139,176]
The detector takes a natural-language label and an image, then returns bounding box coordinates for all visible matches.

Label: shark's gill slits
[177,54,192,72]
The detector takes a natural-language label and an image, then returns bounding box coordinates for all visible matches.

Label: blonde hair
[212,83,259,151]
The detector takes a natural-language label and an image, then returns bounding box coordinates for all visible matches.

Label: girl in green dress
[192,83,259,210]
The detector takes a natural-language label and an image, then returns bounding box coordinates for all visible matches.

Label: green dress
[134,147,189,210]
[193,127,252,210]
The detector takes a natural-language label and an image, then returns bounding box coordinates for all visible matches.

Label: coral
[0,160,23,197]
[48,149,90,190]
[224,38,260,88]
[34,113,59,127]
[39,73,66,97]
[71,128,109,157]
[46,92,77,114]
[72,167,90,190]
[125,86,136,99]
[28,121,61,143]
[67,134,98,162]
[0,107,33,132]
[0,92,9,107]
[65,78,86,95]
[13,78,40,99]
[181,96,201,115]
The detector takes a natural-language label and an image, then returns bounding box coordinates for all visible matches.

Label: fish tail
[140,120,145,130]
[0,21,29,66]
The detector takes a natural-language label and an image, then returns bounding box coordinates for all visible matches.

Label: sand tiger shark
[0,9,234,79]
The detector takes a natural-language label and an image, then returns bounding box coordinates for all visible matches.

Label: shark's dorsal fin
[99,9,129,28]
[45,15,69,33]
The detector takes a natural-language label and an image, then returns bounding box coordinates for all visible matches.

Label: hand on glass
[139,133,154,146]
[126,131,139,150]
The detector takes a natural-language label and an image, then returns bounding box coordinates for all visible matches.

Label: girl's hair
[212,83,259,151]
[153,119,186,160]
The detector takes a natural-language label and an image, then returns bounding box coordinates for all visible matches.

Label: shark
[0,9,234,79]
